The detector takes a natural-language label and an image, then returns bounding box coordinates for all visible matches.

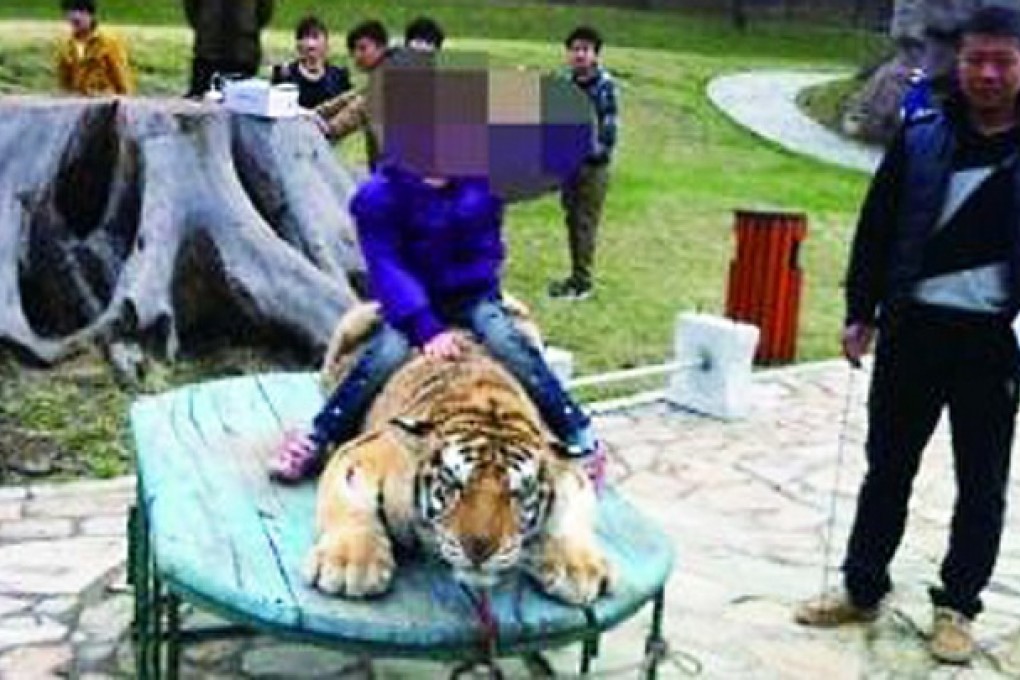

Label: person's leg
[935,322,1018,619]
[459,296,593,450]
[568,163,609,290]
[312,324,412,448]
[187,57,215,98]
[550,173,586,298]
[840,317,946,608]
[224,59,259,80]
[271,324,411,481]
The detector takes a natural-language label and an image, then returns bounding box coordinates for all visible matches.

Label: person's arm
[593,74,618,163]
[105,34,134,95]
[844,129,907,327]
[350,179,445,347]
[315,91,367,140]
[256,0,274,29]
[55,40,73,92]
[315,89,357,118]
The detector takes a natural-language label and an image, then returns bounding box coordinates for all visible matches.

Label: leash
[450,584,504,679]
[448,580,704,678]
[817,362,860,599]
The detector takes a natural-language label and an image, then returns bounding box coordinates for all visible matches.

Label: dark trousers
[187,57,258,98]
[843,305,1019,618]
[559,162,609,286]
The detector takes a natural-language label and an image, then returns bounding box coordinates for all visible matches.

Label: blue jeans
[311,294,592,453]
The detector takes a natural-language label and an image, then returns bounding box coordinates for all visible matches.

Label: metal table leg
[644,590,667,680]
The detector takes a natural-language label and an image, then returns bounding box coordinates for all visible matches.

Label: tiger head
[398,416,560,587]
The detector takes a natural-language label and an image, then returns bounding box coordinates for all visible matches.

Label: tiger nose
[463,535,497,566]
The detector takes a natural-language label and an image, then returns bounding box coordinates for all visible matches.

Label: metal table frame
[128,489,668,679]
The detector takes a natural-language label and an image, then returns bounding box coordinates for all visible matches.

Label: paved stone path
[707,71,883,174]
[2,361,1020,677]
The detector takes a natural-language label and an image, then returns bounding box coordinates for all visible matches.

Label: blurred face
[351,37,386,72]
[368,59,596,199]
[958,34,1020,119]
[567,40,598,72]
[407,38,437,53]
[297,30,328,64]
[66,9,94,38]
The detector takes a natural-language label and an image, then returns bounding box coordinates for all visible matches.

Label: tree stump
[0,96,365,367]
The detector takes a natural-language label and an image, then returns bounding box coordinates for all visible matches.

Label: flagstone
[0,643,71,677]
[0,537,123,595]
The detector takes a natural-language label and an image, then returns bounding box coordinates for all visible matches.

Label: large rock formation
[844,0,1019,145]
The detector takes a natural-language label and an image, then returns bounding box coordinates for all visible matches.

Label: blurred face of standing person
[404,17,444,53]
[297,29,328,68]
[567,40,598,73]
[351,38,385,71]
[407,37,437,52]
[65,8,94,39]
[958,33,1020,128]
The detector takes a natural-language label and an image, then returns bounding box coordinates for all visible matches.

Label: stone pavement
[707,71,883,174]
[2,360,1020,678]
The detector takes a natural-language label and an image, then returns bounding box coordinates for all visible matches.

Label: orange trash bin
[725,209,807,365]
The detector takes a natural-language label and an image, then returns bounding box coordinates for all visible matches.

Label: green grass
[4,0,881,65]
[0,9,877,479]
[797,75,861,134]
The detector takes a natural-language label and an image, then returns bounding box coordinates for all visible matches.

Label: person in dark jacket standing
[549,26,618,301]
[183,0,274,98]
[795,6,1020,666]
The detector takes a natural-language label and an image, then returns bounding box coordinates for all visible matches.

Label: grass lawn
[798,75,862,134]
[0,9,879,480]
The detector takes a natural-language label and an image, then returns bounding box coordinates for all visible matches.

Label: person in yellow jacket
[55,0,133,96]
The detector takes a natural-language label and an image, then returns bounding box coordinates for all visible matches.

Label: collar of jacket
[567,64,606,85]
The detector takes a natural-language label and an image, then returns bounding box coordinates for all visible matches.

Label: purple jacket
[349,166,505,346]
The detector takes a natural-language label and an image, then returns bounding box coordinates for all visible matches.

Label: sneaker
[793,588,880,627]
[548,277,592,300]
[268,429,324,483]
[930,607,975,664]
[564,440,608,494]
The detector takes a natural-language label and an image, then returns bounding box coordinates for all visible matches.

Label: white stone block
[666,313,759,420]
[544,346,574,384]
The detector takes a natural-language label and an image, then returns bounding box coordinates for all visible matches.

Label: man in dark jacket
[183,0,274,97]
[795,6,1020,666]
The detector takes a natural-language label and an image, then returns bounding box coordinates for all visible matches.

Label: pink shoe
[268,429,322,483]
[578,441,608,495]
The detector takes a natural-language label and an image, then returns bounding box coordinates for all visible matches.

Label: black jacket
[845,104,1020,325]
[183,0,273,66]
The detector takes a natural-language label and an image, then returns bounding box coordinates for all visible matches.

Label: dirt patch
[0,346,303,485]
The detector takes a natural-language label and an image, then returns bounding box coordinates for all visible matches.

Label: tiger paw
[529,537,612,605]
[303,530,395,597]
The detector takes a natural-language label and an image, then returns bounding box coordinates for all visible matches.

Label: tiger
[303,301,612,605]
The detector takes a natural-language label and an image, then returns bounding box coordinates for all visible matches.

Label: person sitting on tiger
[270,55,606,486]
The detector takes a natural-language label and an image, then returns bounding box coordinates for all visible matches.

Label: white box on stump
[667,313,759,420]
[224,79,299,118]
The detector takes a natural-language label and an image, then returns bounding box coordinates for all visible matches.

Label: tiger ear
[391,416,434,436]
